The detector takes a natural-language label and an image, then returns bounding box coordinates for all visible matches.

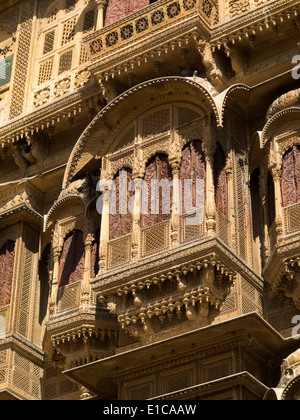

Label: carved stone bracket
[99,253,236,341]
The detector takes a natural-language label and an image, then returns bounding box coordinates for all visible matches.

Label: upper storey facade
[0,0,298,133]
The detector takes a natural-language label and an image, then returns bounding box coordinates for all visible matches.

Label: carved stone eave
[263,237,300,309]
[63,313,293,399]
[211,0,300,50]
[44,307,119,371]
[0,85,103,150]
[92,237,263,342]
[0,204,43,229]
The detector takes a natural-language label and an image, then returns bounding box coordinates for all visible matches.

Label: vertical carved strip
[9,0,35,119]
[0,240,15,308]
[214,143,228,217]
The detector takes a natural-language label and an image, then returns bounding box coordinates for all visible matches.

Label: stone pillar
[99,187,111,272]
[170,163,181,246]
[95,0,108,31]
[49,248,61,316]
[225,156,235,249]
[205,149,216,235]
[81,234,94,306]
[271,167,284,239]
[131,178,143,260]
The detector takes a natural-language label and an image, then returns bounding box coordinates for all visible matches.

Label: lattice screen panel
[58,50,73,74]
[11,352,42,400]
[57,281,81,313]
[66,0,77,13]
[83,9,95,33]
[180,208,205,244]
[61,17,77,46]
[9,0,35,119]
[142,108,171,138]
[141,221,170,257]
[107,234,132,269]
[43,30,55,54]
[38,59,53,85]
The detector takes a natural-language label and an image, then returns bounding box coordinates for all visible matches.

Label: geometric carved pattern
[9,0,35,119]
[59,230,85,288]
[38,59,53,85]
[61,17,76,46]
[0,240,15,308]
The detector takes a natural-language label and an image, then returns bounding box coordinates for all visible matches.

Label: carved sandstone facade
[0,0,300,401]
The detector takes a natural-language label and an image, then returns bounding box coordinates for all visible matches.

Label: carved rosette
[74,70,91,88]
[54,78,71,98]
[33,88,50,108]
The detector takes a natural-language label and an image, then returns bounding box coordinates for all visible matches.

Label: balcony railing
[283,202,300,236]
[105,209,230,270]
[57,281,81,314]
[84,0,218,61]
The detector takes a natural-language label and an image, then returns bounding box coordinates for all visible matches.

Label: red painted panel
[0,240,15,308]
[105,0,150,26]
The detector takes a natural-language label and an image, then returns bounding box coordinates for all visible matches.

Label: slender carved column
[95,0,108,31]
[49,248,61,316]
[81,234,94,306]
[205,149,216,235]
[271,167,284,239]
[131,178,143,260]
[99,186,111,272]
[259,171,269,261]
[225,156,235,249]
[170,163,181,246]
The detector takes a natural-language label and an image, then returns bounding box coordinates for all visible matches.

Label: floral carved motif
[228,0,250,17]
[54,78,71,98]
[74,70,91,88]
[281,146,300,208]
[105,0,150,26]
[33,88,50,108]
[0,240,15,308]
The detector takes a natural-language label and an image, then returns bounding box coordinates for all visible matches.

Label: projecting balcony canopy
[63,76,250,189]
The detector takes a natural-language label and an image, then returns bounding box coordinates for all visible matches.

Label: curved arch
[63,77,220,189]
[261,107,300,146]
[44,195,86,231]
[215,83,251,127]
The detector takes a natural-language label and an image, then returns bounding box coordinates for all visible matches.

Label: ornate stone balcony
[85,0,218,63]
